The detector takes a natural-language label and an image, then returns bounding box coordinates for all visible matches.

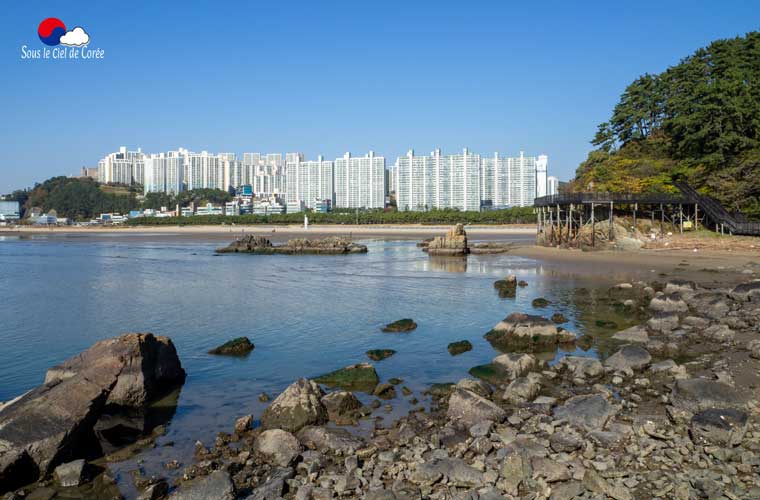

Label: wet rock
[373,383,397,400]
[553,394,616,431]
[502,373,542,405]
[411,458,484,488]
[611,325,649,343]
[518,280,528,287]
[447,388,506,426]
[604,345,651,372]
[261,378,328,432]
[254,429,301,467]
[494,276,518,298]
[531,297,551,308]
[246,467,294,500]
[138,479,169,500]
[217,235,367,254]
[550,313,568,324]
[492,353,537,380]
[447,340,473,356]
[425,224,469,256]
[0,333,185,489]
[53,459,86,487]
[314,363,379,392]
[687,292,730,319]
[702,324,735,342]
[557,356,604,378]
[670,378,746,412]
[690,408,748,446]
[549,428,583,452]
[730,280,760,301]
[647,311,680,333]
[382,319,417,333]
[321,391,361,425]
[234,414,252,434]
[366,349,396,361]
[208,337,254,356]
[485,313,575,351]
[296,426,363,454]
[168,470,234,500]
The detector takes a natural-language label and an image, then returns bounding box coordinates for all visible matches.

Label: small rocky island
[421,224,512,256]
[216,235,368,255]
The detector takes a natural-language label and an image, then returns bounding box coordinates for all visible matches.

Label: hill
[572,31,760,219]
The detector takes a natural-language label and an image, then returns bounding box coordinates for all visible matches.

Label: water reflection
[427,256,467,273]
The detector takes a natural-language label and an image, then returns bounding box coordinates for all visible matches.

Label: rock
[425,224,469,256]
[258,393,270,403]
[217,235,367,254]
[138,479,169,500]
[447,388,506,425]
[254,429,301,467]
[531,457,570,482]
[518,280,528,287]
[500,454,525,496]
[467,364,504,385]
[647,311,680,333]
[447,340,473,356]
[261,378,328,432]
[321,391,361,425]
[0,333,185,490]
[485,313,574,350]
[531,297,551,308]
[748,339,760,359]
[411,458,484,488]
[730,280,760,301]
[550,313,568,324]
[549,428,583,452]
[53,459,86,487]
[690,408,748,446]
[611,325,649,343]
[455,378,492,398]
[168,470,235,500]
[234,414,253,434]
[246,467,294,500]
[382,319,417,333]
[493,276,517,298]
[553,394,616,431]
[557,356,604,378]
[296,426,363,454]
[649,359,678,373]
[702,324,735,342]
[649,292,689,313]
[502,373,542,405]
[549,481,584,500]
[492,353,537,379]
[583,469,631,500]
[314,363,379,391]
[373,383,397,400]
[686,292,730,319]
[671,379,746,412]
[366,349,396,361]
[208,337,254,356]
[604,345,651,372]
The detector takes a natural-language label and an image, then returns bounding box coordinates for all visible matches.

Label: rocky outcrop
[208,337,254,356]
[216,235,368,255]
[382,319,417,333]
[0,333,185,493]
[313,363,379,392]
[260,379,328,433]
[485,312,576,351]
[447,340,473,355]
[493,275,517,298]
[365,349,396,361]
[424,224,469,256]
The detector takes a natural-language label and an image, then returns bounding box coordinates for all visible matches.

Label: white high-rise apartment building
[285,155,334,211]
[334,151,385,209]
[535,154,548,198]
[97,146,145,186]
[547,176,559,196]
[144,151,184,195]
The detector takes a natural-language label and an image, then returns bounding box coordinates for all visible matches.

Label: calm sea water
[0,232,635,492]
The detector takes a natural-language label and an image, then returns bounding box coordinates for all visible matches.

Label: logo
[38,18,90,47]
[22,18,103,60]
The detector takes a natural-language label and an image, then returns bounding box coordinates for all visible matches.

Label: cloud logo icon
[60,27,90,46]
[38,18,66,46]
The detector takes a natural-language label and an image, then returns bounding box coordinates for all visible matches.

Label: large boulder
[603,346,652,372]
[557,356,604,379]
[0,333,185,492]
[425,224,469,256]
[254,429,301,467]
[492,353,537,380]
[447,388,507,425]
[502,373,542,405]
[485,313,575,351]
[313,363,379,392]
[321,391,361,425]
[670,379,746,413]
[260,379,328,433]
[553,394,616,431]
[648,293,689,314]
[611,325,649,343]
[730,280,760,302]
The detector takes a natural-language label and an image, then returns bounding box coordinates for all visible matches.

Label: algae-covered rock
[485,312,575,351]
[314,363,379,392]
[366,349,396,361]
[448,340,473,356]
[531,297,551,308]
[208,337,254,356]
[382,319,417,333]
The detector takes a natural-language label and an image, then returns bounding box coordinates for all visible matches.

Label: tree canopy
[574,31,760,218]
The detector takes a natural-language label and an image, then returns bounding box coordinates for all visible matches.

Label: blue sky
[1,1,758,193]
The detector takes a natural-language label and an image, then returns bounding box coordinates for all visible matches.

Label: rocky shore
[216,235,368,255]
[3,273,760,499]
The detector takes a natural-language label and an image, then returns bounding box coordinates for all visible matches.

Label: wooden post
[679,204,683,233]
[633,203,637,230]
[556,204,561,245]
[549,208,554,244]
[591,202,596,248]
[608,201,614,240]
[567,203,573,244]
[660,203,664,231]
[695,204,699,230]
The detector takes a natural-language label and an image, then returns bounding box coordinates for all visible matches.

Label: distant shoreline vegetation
[126,208,536,226]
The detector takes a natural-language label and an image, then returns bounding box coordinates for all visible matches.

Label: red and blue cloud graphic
[38,18,90,46]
